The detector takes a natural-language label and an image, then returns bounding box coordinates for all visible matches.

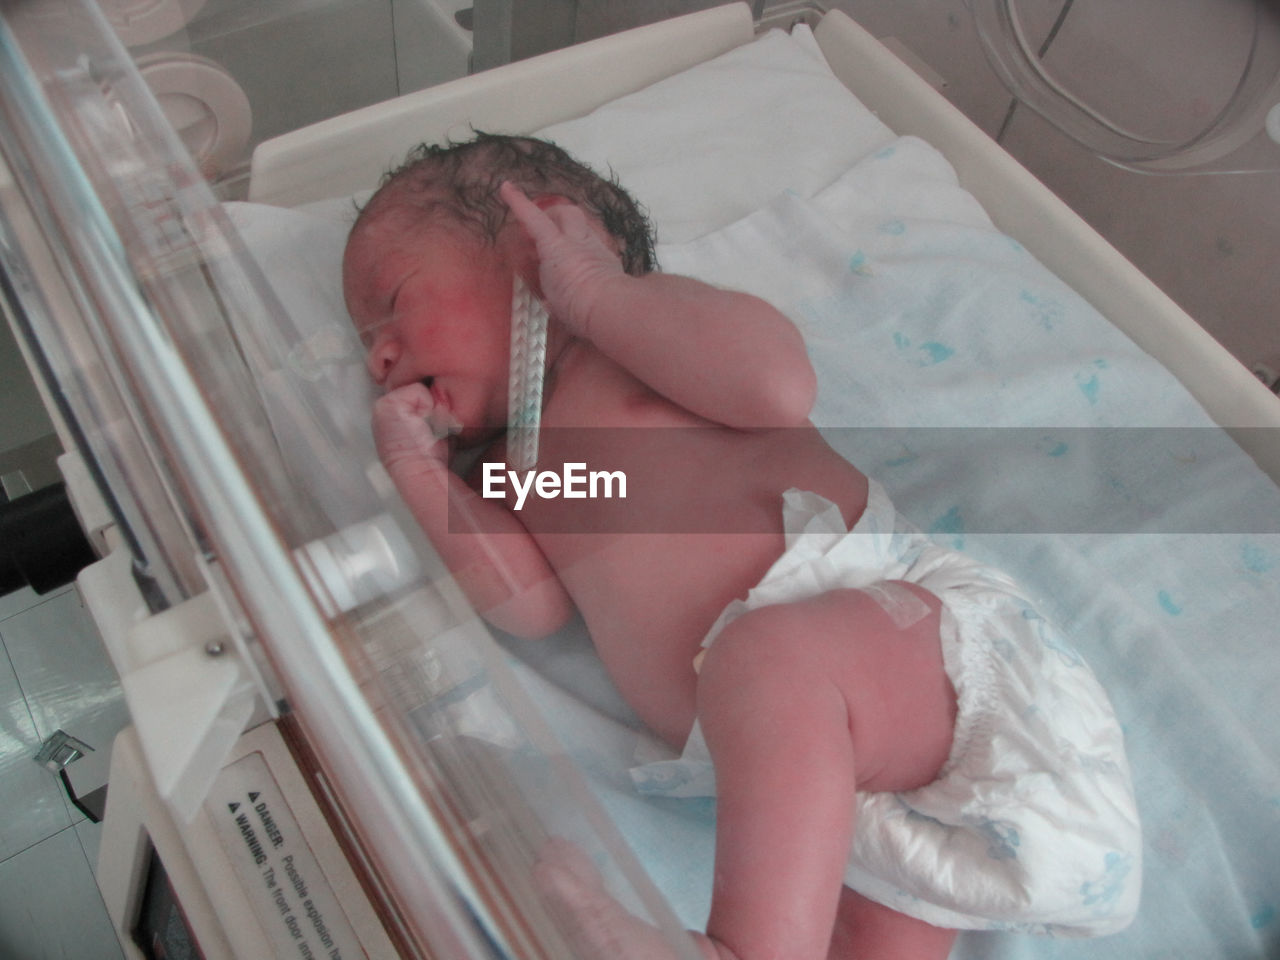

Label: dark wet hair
[358,132,657,276]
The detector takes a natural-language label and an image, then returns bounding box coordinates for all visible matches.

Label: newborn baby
[343,132,1141,960]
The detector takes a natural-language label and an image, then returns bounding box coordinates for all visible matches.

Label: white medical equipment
[2,2,1279,959]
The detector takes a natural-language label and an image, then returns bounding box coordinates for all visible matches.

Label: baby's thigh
[700,583,957,794]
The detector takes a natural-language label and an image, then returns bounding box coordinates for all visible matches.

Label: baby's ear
[497,216,546,295]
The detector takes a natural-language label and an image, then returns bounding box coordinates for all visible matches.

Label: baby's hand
[500,180,625,337]
[372,382,453,471]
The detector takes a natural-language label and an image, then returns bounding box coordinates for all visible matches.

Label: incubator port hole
[973,0,1280,172]
[136,52,251,181]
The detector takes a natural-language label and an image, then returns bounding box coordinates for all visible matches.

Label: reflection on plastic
[294,515,422,616]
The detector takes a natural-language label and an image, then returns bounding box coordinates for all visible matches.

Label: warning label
[207,752,366,960]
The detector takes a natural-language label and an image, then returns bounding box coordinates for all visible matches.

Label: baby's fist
[372,382,451,470]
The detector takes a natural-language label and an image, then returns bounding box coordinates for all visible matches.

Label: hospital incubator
[2,1,1279,959]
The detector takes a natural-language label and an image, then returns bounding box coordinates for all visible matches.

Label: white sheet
[236,25,1280,960]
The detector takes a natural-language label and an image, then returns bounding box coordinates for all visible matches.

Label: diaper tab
[859,581,931,629]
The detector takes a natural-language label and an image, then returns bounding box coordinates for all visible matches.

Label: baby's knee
[695,604,820,697]
[697,589,955,790]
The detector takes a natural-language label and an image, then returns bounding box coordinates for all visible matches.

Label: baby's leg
[694,584,957,960]
[829,887,957,960]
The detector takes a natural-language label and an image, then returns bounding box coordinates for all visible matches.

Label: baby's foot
[534,837,730,960]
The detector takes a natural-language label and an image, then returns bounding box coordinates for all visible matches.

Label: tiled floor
[0,584,128,960]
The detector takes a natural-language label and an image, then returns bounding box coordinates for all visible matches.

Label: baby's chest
[547,368,703,431]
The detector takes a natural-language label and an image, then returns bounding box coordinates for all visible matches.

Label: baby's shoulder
[545,346,683,427]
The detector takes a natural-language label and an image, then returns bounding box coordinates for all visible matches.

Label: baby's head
[354,132,656,276]
[345,134,656,440]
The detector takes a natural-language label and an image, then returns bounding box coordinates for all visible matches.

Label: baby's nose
[365,336,400,385]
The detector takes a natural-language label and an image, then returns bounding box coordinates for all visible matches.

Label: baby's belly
[512,424,868,745]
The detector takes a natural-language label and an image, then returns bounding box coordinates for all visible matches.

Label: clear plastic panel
[0,2,696,958]
[968,0,1280,174]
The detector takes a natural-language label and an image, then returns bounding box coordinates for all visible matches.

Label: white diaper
[631,481,1141,937]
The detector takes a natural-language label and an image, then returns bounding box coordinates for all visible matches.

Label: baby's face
[344,212,520,439]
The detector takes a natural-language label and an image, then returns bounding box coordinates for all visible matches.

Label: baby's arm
[373,383,573,638]
[500,182,816,429]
